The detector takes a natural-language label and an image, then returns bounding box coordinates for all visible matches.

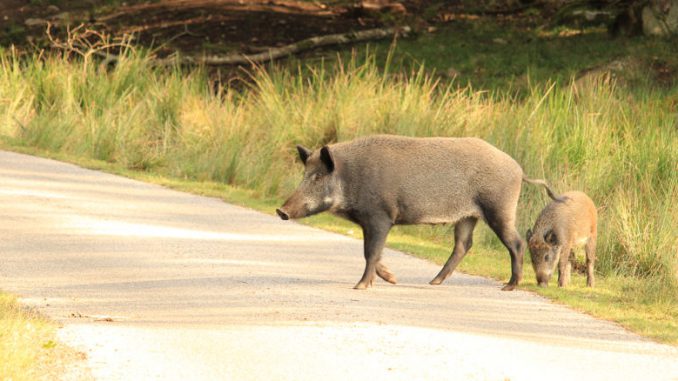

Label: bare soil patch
[2,0,386,57]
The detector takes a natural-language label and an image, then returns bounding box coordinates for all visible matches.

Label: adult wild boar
[527,191,598,288]
[276,135,547,290]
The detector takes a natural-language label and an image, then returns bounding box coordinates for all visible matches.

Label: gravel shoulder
[1,150,676,380]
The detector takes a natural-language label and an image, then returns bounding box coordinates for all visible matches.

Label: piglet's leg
[557,244,572,287]
[585,236,597,287]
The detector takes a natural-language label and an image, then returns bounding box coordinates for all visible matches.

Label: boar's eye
[544,254,550,262]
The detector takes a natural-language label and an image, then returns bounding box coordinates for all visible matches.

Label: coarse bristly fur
[527,191,598,288]
[277,134,551,291]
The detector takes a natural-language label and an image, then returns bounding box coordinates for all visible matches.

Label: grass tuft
[0,292,63,380]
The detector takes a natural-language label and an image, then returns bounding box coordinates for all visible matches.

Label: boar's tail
[522,176,560,201]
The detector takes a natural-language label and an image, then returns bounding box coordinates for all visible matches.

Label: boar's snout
[277,188,316,220]
[537,280,548,288]
[276,208,290,220]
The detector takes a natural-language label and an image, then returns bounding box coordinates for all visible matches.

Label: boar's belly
[395,204,481,225]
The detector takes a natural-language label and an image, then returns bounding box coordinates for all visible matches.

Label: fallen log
[48,24,411,66]
[164,26,412,66]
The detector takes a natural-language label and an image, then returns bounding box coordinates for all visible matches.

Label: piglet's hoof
[501,284,516,291]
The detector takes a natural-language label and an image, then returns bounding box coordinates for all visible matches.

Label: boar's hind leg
[354,220,393,290]
[430,217,478,285]
[482,208,524,291]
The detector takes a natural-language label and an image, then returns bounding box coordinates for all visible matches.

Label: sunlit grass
[0,292,64,380]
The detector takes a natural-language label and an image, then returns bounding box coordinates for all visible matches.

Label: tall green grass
[1,48,676,301]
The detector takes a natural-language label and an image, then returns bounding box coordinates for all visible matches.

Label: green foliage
[364,23,678,92]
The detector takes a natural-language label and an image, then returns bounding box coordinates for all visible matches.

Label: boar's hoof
[430,268,453,285]
[376,264,397,284]
[275,208,289,220]
[353,280,373,290]
[429,272,449,285]
[501,283,516,291]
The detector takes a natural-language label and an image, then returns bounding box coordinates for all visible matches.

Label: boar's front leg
[354,218,393,289]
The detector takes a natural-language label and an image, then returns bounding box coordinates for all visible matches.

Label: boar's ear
[296,145,311,165]
[544,230,558,246]
[526,229,533,241]
[320,146,335,173]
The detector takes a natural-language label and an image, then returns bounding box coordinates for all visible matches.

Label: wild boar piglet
[527,191,598,287]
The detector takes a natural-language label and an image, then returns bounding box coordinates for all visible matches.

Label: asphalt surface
[1,150,677,380]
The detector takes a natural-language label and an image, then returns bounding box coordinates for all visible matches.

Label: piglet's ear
[296,145,311,165]
[320,146,335,173]
[544,230,558,246]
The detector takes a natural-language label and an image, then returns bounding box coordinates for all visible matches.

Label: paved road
[1,150,677,381]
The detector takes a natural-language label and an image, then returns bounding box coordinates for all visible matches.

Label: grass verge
[2,144,676,346]
[0,291,85,380]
